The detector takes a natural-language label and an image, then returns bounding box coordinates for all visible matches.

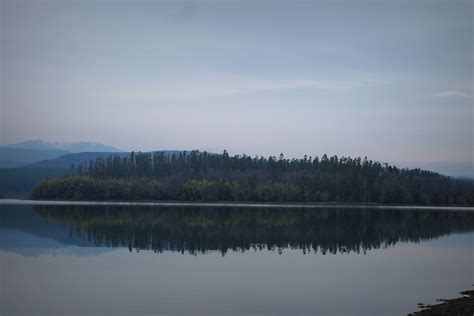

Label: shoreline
[1,198,473,211]
[409,290,474,315]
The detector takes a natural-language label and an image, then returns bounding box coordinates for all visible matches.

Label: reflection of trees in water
[34,206,474,255]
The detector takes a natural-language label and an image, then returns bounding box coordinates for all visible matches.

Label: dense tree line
[33,205,474,255]
[31,150,474,205]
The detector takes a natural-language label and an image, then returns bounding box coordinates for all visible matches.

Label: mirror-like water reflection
[4,204,474,255]
[1,203,473,316]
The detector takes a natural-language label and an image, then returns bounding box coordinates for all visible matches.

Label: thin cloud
[433,90,474,99]
[105,74,384,100]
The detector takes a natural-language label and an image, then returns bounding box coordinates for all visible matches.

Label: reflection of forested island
[34,205,474,255]
[31,151,474,205]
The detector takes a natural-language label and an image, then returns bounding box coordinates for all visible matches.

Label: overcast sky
[1,0,472,169]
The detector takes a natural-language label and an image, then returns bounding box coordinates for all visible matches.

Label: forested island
[30,151,474,205]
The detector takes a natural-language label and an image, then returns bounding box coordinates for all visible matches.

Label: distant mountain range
[25,152,128,169]
[0,148,71,168]
[0,140,123,197]
[26,150,185,169]
[1,139,122,153]
[0,140,123,168]
[0,140,182,197]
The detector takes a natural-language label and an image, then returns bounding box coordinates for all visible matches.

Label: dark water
[1,203,473,316]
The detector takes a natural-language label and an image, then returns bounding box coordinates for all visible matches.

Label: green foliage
[30,151,474,205]
[180,179,218,201]
[31,176,165,201]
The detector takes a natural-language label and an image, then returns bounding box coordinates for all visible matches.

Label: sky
[1,0,473,174]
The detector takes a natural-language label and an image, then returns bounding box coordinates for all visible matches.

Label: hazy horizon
[1,1,472,173]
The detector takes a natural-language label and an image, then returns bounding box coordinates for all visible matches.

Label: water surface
[1,202,473,315]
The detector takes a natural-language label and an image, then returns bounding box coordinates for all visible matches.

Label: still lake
[1,201,473,316]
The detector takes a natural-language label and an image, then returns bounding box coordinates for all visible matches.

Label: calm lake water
[1,202,473,316]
